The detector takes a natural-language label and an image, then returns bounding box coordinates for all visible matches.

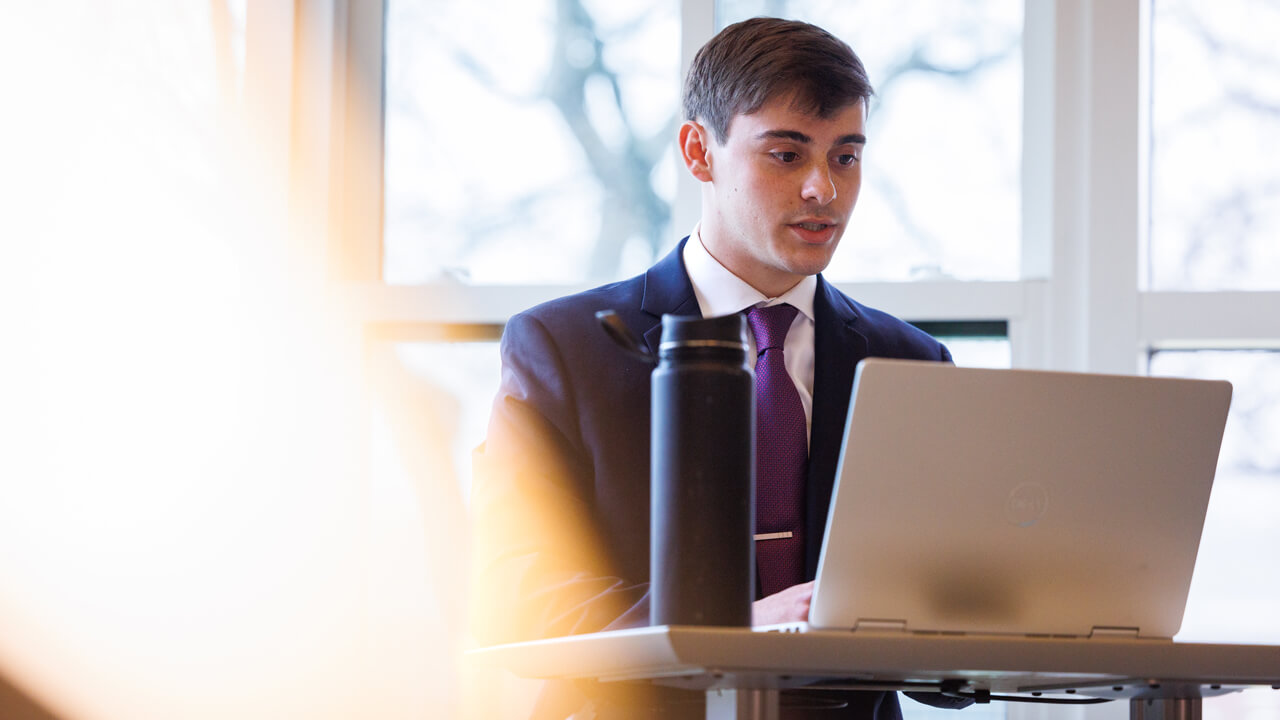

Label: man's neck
[697,222,804,299]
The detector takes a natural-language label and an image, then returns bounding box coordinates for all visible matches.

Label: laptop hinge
[1089,626,1140,639]
[853,619,908,633]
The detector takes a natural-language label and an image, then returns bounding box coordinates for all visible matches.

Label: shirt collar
[683,223,817,321]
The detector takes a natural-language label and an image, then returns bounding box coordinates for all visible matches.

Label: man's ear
[679,120,714,183]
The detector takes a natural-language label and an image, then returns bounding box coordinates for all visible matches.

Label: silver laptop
[804,358,1232,640]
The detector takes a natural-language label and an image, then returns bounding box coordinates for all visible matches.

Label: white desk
[471,625,1280,719]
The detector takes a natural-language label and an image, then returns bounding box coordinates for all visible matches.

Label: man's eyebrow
[755,130,866,145]
[757,129,812,143]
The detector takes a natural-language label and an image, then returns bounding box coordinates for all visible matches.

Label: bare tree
[544,0,676,279]
[400,2,1022,282]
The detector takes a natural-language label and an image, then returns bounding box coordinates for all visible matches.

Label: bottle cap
[658,313,748,354]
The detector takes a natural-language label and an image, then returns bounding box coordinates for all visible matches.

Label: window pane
[941,337,1011,369]
[1149,350,1280,718]
[380,341,502,495]
[913,321,1011,368]
[1149,351,1280,645]
[383,0,681,285]
[716,1,1023,282]
[367,339,502,717]
[1150,1,1280,290]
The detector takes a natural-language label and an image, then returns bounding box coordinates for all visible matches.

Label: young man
[472,17,965,719]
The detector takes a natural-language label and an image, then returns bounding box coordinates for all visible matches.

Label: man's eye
[772,151,799,163]
[836,153,859,166]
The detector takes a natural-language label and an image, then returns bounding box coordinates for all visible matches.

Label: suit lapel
[805,276,868,578]
[640,237,700,355]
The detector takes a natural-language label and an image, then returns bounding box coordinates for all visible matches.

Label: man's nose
[800,161,836,205]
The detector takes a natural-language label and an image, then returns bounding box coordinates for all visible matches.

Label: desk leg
[1130,698,1201,720]
[705,688,779,720]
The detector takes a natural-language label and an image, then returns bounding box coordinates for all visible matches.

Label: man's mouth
[789,220,841,244]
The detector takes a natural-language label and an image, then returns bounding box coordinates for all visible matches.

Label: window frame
[278,2,1280,718]
[314,0,1280,377]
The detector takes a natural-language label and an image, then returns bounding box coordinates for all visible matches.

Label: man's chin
[784,246,840,278]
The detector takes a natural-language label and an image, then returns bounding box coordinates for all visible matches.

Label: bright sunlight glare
[0,3,459,719]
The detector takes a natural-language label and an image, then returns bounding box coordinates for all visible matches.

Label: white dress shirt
[682,225,817,443]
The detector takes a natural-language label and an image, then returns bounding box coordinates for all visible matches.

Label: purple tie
[746,304,807,597]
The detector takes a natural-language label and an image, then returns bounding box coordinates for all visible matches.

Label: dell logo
[1006,482,1050,527]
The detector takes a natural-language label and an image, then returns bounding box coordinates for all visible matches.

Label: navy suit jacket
[472,239,958,718]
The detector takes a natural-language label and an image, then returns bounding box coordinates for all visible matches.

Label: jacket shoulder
[823,282,951,361]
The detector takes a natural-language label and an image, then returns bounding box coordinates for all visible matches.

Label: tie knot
[746,304,798,353]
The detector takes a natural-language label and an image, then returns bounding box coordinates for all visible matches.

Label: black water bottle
[649,313,754,626]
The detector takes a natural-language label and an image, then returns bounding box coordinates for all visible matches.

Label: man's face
[696,95,866,297]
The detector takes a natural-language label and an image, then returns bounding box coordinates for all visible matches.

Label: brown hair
[682,17,873,143]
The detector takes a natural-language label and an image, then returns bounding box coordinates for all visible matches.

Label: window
[332,2,1280,718]
[1150,351,1280,642]
[1149,350,1280,718]
[1142,3,1280,715]
[382,0,682,284]
[1149,0,1280,290]
[383,337,502,492]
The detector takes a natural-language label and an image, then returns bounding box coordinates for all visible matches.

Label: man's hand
[751,581,814,626]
